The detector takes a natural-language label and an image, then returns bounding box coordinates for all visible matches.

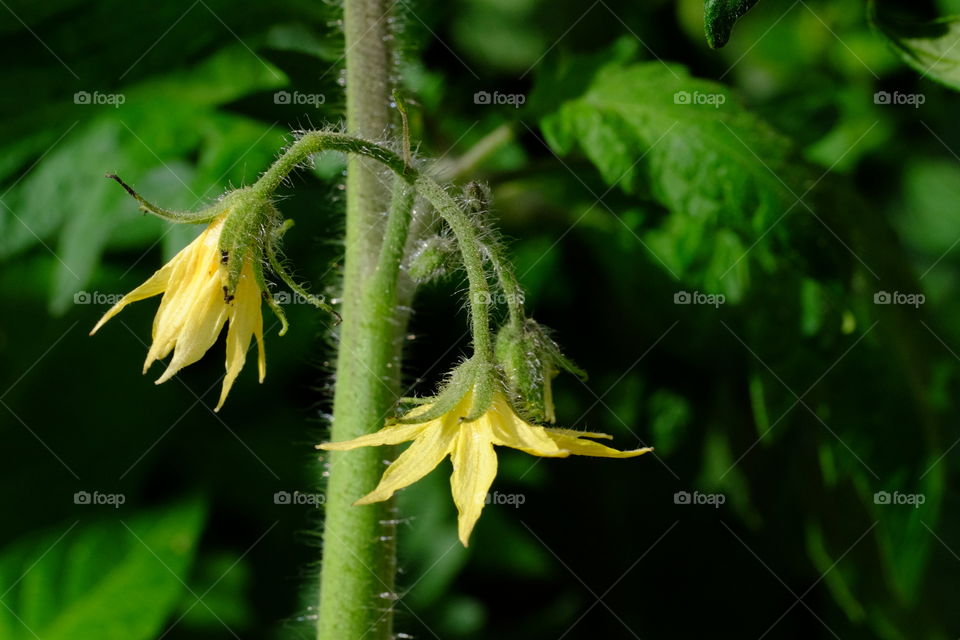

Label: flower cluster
[94,135,652,548]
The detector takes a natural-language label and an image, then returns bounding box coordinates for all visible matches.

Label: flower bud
[495,319,584,424]
[407,234,457,283]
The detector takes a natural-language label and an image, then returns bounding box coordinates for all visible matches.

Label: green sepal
[393,357,499,425]
[265,218,341,323]
[106,173,223,224]
[393,359,479,424]
[462,359,498,422]
[217,188,278,301]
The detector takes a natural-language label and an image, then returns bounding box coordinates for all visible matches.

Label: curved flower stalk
[318,361,651,546]
[91,179,334,410]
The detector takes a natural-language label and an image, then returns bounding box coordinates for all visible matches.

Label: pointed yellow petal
[215,264,263,411]
[546,428,613,440]
[145,239,217,372]
[154,274,229,384]
[317,420,432,451]
[450,420,498,546]
[255,317,266,383]
[146,218,224,364]
[486,394,569,458]
[89,261,174,335]
[354,422,457,504]
[545,431,652,458]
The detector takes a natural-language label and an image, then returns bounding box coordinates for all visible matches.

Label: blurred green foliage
[1,0,959,638]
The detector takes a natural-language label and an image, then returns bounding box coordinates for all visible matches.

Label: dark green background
[0,0,958,638]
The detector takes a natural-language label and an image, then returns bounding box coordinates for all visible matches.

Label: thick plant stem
[316,0,399,637]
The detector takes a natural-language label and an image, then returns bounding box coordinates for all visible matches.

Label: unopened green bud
[495,319,584,424]
[462,182,492,215]
[407,234,457,284]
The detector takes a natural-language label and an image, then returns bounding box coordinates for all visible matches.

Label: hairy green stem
[462,185,525,328]
[315,0,399,636]
[254,134,408,198]
[412,176,494,360]
[252,127,498,637]
[488,242,526,328]
[254,133,495,362]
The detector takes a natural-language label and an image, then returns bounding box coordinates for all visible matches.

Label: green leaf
[869,0,960,91]
[0,43,287,314]
[540,59,800,224]
[175,552,252,631]
[539,54,809,292]
[647,389,691,457]
[704,0,761,49]
[0,499,206,640]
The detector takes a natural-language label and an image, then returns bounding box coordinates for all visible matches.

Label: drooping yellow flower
[318,389,651,545]
[91,214,265,410]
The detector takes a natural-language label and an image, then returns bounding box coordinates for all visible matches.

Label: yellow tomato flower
[318,389,651,545]
[90,214,265,410]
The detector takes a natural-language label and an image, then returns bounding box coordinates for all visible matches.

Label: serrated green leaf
[704,0,762,49]
[0,499,206,640]
[539,56,809,292]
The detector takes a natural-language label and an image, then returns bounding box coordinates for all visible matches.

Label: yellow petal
[486,394,569,458]
[145,234,219,371]
[254,316,266,382]
[215,263,263,411]
[89,261,175,335]
[154,273,229,384]
[545,431,652,458]
[545,428,613,440]
[317,420,432,451]
[450,419,498,546]
[354,422,458,504]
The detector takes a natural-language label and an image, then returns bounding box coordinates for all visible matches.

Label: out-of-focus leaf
[704,0,761,49]
[449,0,547,72]
[264,23,341,61]
[0,45,287,313]
[540,59,799,227]
[538,50,812,297]
[176,552,252,631]
[647,389,691,457]
[869,0,960,91]
[0,499,205,640]
[898,160,960,256]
